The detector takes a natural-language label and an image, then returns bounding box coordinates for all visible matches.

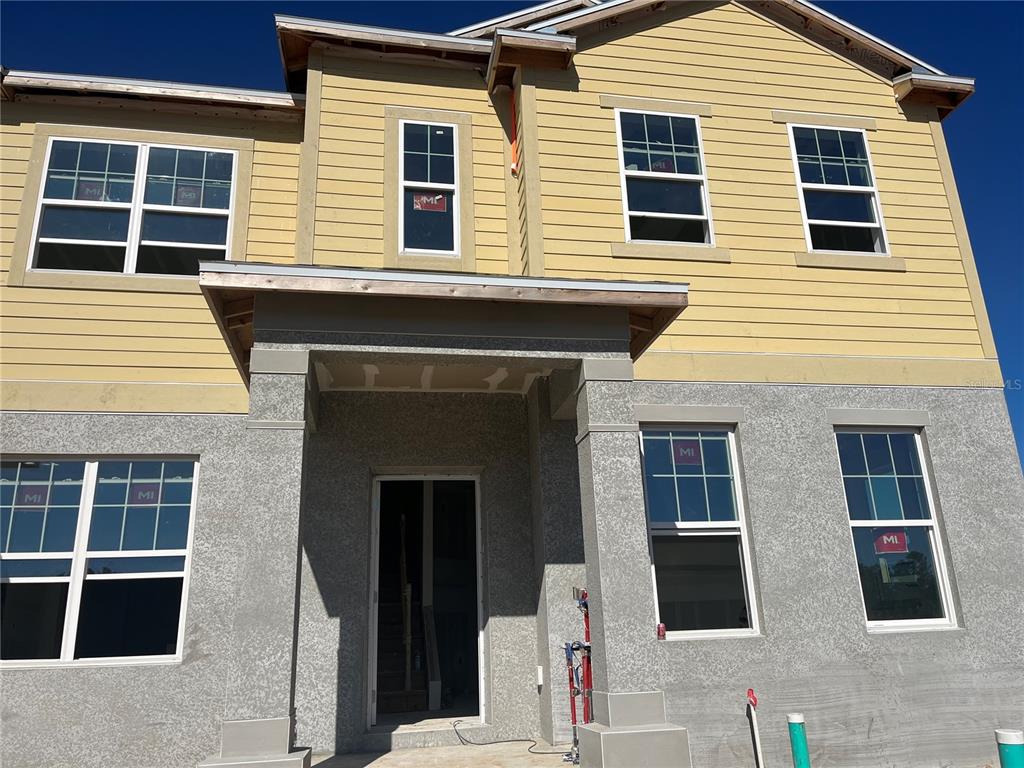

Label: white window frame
[28,136,239,277]
[639,425,759,640]
[786,123,890,256]
[613,108,716,247]
[0,457,199,669]
[397,119,460,257]
[834,428,957,633]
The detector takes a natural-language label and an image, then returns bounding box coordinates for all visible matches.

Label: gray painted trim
[827,407,931,427]
[634,404,746,424]
[250,348,311,375]
[576,423,638,445]
[580,358,634,383]
[246,419,307,431]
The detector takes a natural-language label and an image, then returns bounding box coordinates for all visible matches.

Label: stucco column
[201,348,315,768]
[574,365,691,768]
[527,379,586,745]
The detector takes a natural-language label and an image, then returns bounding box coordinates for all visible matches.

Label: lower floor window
[836,430,955,627]
[641,427,757,635]
[0,458,197,663]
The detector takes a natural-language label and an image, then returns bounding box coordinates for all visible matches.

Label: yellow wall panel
[0,100,300,412]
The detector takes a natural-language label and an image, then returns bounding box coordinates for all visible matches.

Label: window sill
[611,241,731,263]
[866,622,960,635]
[659,629,761,642]
[18,269,201,294]
[394,252,465,272]
[1,654,181,670]
[795,251,906,272]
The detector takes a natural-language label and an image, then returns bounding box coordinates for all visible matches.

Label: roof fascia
[275,15,493,55]
[527,0,950,80]
[0,69,303,109]
[449,0,596,38]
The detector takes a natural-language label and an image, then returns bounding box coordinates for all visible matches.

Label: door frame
[367,473,485,729]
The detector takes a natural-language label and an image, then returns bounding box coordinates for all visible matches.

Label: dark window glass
[863,434,894,474]
[843,477,874,520]
[39,206,130,241]
[804,190,875,223]
[851,526,944,621]
[889,433,922,475]
[652,535,749,631]
[809,224,880,253]
[836,433,867,475]
[141,212,228,245]
[677,476,707,522]
[136,245,225,276]
[121,507,157,550]
[86,556,185,575]
[403,189,455,251]
[1,582,68,659]
[88,506,124,550]
[35,242,126,272]
[74,578,183,658]
[626,178,703,216]
[7,508,44,552]
[0,559,72,578]
[643,476,678,524]
[629,216,706,244]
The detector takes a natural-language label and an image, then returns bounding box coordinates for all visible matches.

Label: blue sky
[2,1,1021,455]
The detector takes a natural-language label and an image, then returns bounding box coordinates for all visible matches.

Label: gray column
[200,348,314,768]
[527,379,586,745]
[574,371,691,768]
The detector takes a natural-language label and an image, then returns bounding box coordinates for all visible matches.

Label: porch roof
[198,261,688,383]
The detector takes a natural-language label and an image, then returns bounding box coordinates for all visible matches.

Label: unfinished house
[1,1,1021,767]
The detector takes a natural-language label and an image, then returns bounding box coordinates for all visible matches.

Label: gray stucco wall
[292,391,542,755]
[578,381,1024,768]
[0,412,251,768]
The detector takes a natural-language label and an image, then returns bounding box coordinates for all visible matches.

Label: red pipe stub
[656,623,667,640]
[747,689,758,709]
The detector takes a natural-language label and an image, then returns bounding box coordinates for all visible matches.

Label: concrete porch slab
[311,742,568,768]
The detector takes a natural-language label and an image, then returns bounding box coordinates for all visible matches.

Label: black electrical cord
[451,719,569,756]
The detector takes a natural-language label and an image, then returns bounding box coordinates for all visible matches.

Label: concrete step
[358,722,488,752]
[198,750,310,768]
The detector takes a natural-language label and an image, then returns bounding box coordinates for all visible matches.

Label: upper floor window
[640,427,758,637]
[31,138,236,277]
[1,458,197,665]
[788,125,888,254]
[616,110,713,245]
[835,430,955,630]
[400,121,458,254]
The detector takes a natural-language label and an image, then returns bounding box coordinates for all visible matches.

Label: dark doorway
[374,479,479,726]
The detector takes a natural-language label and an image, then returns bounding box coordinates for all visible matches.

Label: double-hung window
[1,458,197,665]
[616,110,713,244]
[640,427,758,636]
[32,138,236,276]
[399,121,458,254]
[788,125,888,254]
[835,430,955,629]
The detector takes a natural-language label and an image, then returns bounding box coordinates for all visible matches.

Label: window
[640,428,757,636]
[1,459,197,665]
[788,125,888,254]
[399,121,458,254]
[31,138,236,276]
[835,430,955,628]
[616,110,713,245]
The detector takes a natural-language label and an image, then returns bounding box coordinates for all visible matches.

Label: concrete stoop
[578,692,691,768]
[198,716,311,768]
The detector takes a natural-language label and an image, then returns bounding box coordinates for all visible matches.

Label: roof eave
[0,69,304,111]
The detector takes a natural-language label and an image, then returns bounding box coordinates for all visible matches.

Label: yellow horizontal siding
[0,102,300,410]
[314,59,509,274]
[534,1,985,363]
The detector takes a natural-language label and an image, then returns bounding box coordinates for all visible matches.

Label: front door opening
[372,478,480,728]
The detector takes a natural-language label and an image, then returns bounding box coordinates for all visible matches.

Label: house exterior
[1,1,1021,767]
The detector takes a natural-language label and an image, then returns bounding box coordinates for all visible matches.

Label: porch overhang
[198,262,688,383]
